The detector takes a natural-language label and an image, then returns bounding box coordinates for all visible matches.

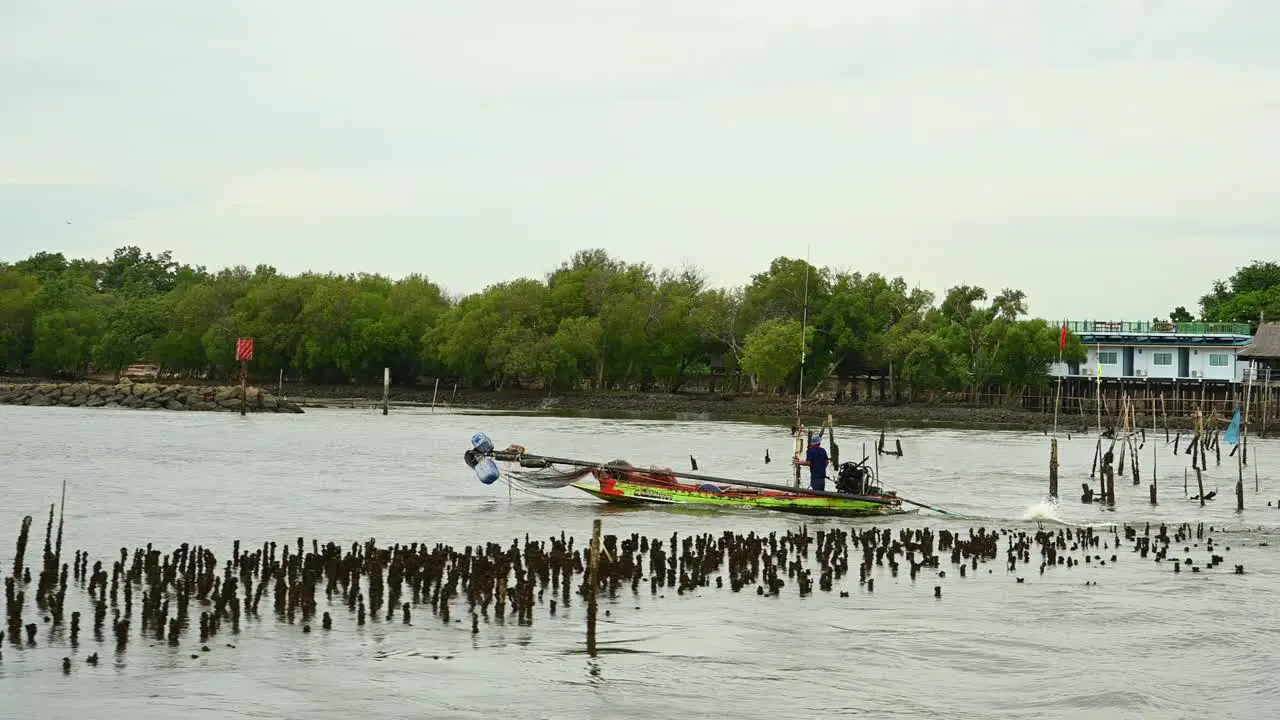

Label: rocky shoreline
[0,381,304,413]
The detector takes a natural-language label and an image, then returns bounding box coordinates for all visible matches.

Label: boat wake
[1020,499,1087,527]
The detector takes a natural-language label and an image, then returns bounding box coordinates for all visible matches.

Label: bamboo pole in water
[1238,363,1253,510]
[1050,361,1062,499]
[1151,394,1158,505]
[1244,362,1255,467]
[1117,395,1129,477]
[1261,369,1270,438]
[1160,392,1168,442]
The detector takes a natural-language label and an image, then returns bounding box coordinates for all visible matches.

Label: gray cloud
[2,0,1277,322]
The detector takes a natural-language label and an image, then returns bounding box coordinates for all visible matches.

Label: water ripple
[3,406,1280,719]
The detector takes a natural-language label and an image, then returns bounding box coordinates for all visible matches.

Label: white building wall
[1073,344,1244,381]
[1131,346,1177,379]
[1189,346,1241,381]
[1083,345,1124,378]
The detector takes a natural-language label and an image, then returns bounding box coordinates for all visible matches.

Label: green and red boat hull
[572,467,905,518]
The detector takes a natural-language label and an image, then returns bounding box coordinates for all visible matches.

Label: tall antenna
[797,246,810,421]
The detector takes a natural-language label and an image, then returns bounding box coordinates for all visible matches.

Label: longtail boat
[463,433,916,519]
[573,463,903,517]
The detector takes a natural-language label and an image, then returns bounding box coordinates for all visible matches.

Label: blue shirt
[806,446,829,480]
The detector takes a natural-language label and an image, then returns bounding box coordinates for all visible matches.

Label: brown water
[1,405,1278,720]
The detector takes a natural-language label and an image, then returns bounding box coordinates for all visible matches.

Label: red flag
[1058,324,1067,352]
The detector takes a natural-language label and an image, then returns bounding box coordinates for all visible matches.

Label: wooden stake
[1236,450,1244,511]
[382,367,390,416]
[586,518,601,657]
[431,378,440,413]
[240,360,247,417]
[1150,394,1158,505]
[825,414,839,468]
[1049,437,1059,499]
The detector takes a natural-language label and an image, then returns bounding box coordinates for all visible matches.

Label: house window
[1153,352,1173,366]
[1209,354,1229,367]
[1098,351,1118,365]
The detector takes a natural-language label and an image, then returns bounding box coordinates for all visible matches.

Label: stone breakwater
[0,382,304,413]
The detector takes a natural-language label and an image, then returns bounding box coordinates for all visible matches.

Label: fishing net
[499,458,634,490]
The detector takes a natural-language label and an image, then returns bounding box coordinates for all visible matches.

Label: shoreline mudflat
[0,377,1213,431]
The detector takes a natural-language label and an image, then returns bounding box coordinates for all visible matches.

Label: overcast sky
[2,1,1277,321]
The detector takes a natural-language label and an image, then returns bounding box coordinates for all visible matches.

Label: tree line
[1,248,1273,399]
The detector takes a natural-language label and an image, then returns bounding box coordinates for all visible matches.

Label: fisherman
[793,433,829,492]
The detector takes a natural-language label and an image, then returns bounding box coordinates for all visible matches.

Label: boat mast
[793,247,811,489]
[797,246,810,423]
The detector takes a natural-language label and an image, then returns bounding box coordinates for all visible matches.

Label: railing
[1062,320,1251,336]
[1243,368,1277,384]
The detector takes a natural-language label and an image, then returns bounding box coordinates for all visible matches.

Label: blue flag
[1224,409,1242,445]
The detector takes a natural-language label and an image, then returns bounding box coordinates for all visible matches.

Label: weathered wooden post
[381,368,390,416]
[1103,460,1115,506]
[586,519,601,657]
[1049,439,1059,499]
[1236,453,1245,511]
[431,378,440,413]
[235,338,254,417]
[825,415,839,468]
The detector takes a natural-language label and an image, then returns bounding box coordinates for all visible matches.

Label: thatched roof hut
[1240,322,1280,371]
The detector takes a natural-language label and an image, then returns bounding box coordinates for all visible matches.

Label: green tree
[0,270,40,372]
[819,271,933,384]
[1199,261,1280,330]
[989,320,1086,403]
[891,330,967,400]
[97,246,179,295]
[739,318,811,394]
[93,295,170,380]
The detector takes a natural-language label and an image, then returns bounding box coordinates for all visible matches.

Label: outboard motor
[836,462,869,495]
[836,461,883,495]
